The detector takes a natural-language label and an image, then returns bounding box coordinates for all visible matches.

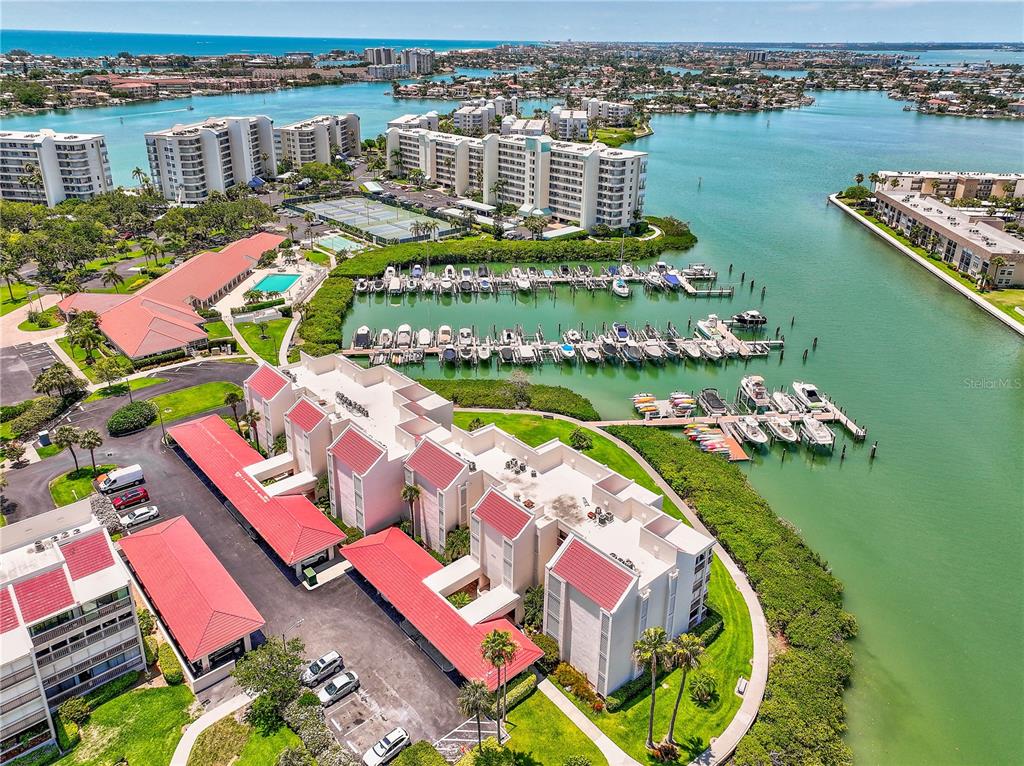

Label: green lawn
[82,248,142,272]
[55,336,114,383]
[85,377,167,402]
[36,444,63,460]
[56,684,194,766]
[236,318,292,364]
[0,282,35,316]
[204,321,232,340]
[451,413,753,763]
[49,465,115,507]
[186,714,302,766]
[506,690,608,765]
[17,306,64,332]
[303,248,331,266]
[86,274,151,294]
[592,127,638,148]
[145,381,242,424]
[984,287,1024,319]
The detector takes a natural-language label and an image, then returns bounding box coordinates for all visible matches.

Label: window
[502,540,513,586]
[545,577,562,638]
[470,518,480,557]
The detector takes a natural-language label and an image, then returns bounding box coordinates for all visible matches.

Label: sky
[2,1,1022,43]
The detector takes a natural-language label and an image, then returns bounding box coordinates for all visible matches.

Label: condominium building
[145,115,277,202]
[367,63,407,80]
[549,105,590,140]
[0,502,146,762]
[453,96,518,135]
[386,127,647,229]
[400,48,436,75]
[276,113,361,168]
[582,97,635,126]
[363,47,397,65]
[387,112,440,131]
[873,170,1024,200]
[243,355,713,698]
[501,117,547,136]
[0,129,112,206]
[874,191,1023,287]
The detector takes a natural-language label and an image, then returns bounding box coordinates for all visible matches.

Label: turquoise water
[254,273,300,293]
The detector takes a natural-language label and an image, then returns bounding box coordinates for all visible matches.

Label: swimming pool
[253,273,300,293]
[317,234,363,252]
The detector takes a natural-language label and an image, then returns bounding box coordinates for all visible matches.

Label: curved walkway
[539,679,640,766]
[278,315,300,366]
[169,692,251,766]
[457,408,770,766]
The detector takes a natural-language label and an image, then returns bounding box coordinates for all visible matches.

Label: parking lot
[1,342,60,404]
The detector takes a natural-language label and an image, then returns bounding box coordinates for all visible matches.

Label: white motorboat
[479,277,491,292]
[696,314,725,339]
[611,278,631,298]
[411,264,423,279]
[739,375,772,412]
[564,329,582,344]
[765,416,799,443]
[599,335,619,360]
[387,276,402,295]
[732,309,767,327]
[645,270,664,289]
[378,328,394,347]
[416,328,432,347]
[404,276,418,293]
[422,272,436,292]
[771,391,798,414]
[661,340,681,359]
[477,341,492,362]
[384,265,397,281]
[458,327,474,346]
[737,416,769,447]
[439,275,455,293]
[355,278,369,293]
[792,381,826,411]
[459,267,474,292]
[443,265,457,280]
[580,341,602,363]
[678,339,702,360]
[622,339,644,363]
[718,338,741,357]
[459,344,475,363]
[437,325,453,345]
[642,340,665,361]
[353,326,371,348]
[441,344,458,364]
[510,267,531,291]
[395,324,412,348]
[800,415,835,450]
[697,339,722,361]
[517,345,538,364]
[558,343,576,361]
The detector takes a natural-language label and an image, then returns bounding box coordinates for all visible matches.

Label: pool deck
[213,254,324,313]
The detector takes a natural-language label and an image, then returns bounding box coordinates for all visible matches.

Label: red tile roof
[169,416,344,566]
[246,364,289,400]
[13,568,74,625]
[407,439,466,489]
[0,589,18,634]
[287,399,326,433]
[119,517,264,662]
[58,292,131,315]
[330,426,384,475]
[343,528,542,691]
[60,532,115,581]
[551,538,635,612]
[98,296,207,358]
[473,489,532,540]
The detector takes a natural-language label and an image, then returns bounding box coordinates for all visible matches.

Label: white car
[119,505,159,529]
[302,650,343,686]
[362,727,409,766]
[317,670,359,706]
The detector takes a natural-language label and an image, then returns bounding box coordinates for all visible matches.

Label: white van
[97,464,145,494]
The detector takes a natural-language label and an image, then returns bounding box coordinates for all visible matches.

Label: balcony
[29,598,132,646]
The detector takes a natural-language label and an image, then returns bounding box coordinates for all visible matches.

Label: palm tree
[53,425,82,472]
[989,255,1007,287]
[389,149,404,177]
[868,172,881,189]
[303,211,316,246]
[286,222,298,243]
[425,221,440,242]
[101,267,125,293]
[666,633,705,744]
[78,429,104,473]
[244,410,262,452]
[480,629,517,723]
[19,162,43,195]
[0,255,22,301]
[257,321,269,340]
[854,173,864,186]
[224,391,244,435]
[131,166,148,189]
[523,216,549,240]
[401,483,422,539]
[632,626,671,749]
[458,680,491,751]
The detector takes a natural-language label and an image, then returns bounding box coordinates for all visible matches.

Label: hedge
[143,635,158,665]
[606,668,669,713]
[332,224,697,278]
[693,610,724,645]
[603,426,857,766]
[106,400,158,436]
[5,744,60,766]
[394,741,448,766]
[487,672,537,718]
[5,397,67,439]
[294,274,354,354]
[158,642,184,685]
[416,378,600,421]
[0,399,34,423]
[231,297,286,314]
[54,714,80,751]
[531,632,560,674]
[131,349,186,371]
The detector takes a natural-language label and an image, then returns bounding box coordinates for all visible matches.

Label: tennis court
[297,198,458,244]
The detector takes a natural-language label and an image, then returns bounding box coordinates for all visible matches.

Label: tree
[244,289,262,305]
[868,172,881,189]
[523,215,549,240]
[3,441,27,466]
[854,173,864,186]
[101,266,125,293]
[276,747,314,766]
[33,362,84,397]
[232,635,306,712]
[78,429,104,473]
[989,255,1007,288]
[569,427,593,452]
[224,391,244,435]
[458,680,490,752]
[0,254,23,301]
[258,321,269,340]
[481,629,517,723]
[666,633,705,744]
[632,626,671,749]
[401,483,422,540]
[506,370,530,408]
[522,585,544,630]
[53,425,82,472]
[94,356,134,399]
[244,409,263,452]
[467,417,486,432]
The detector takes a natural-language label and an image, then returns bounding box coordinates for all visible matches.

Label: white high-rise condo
[0,129,112,206]
[145,116,277,202]
[364,47,398,65]
[400,48,436,75]
[276,114,361,168]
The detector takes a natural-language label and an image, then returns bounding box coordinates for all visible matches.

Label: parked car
[119,505,159,529]
[362,728,409,766]
[317,670,359,706]
[301,650,343,686]
[97,464,145,494]
[111,487,150,511]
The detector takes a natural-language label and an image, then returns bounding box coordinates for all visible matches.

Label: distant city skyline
[3,1,1022,44]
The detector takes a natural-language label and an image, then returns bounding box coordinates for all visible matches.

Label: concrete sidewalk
[538,679,641,766]
[169,692,252,766]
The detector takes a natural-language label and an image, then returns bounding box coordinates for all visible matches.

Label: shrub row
[282,694,352,766]
[295,274,354,355]
[332,229,697,278]
[692,610,724,645]
[131,349,186,371]
[231,297,286,314]
[394,741,448,765]
[531,632,560,674]
[5,744,60,766]
[604,426,857,766]
[488,672,537,718]
[143,635,158,666]
[5,397,66,439]
[0,399,34,423]
[416,378,600,421]
[106,400,158,436]
[55,715,80,751]
[552,663,601,709]
[606,667,669,713]
[158,641,184,685]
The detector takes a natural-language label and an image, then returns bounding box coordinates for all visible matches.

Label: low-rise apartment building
[243,354,713,698]
[387,112,440,131]
[0,129,113,206]
[453,96,518,135]
[549,105,590,140]
[873,170,1024,200]
[367,63,407,80]
[874,191,1023,286]
[0,502,146,763]
[501,117,547,136]
[582,97,635,126]
[385,127,646,229]
[276,113,361,168]
[145,115,277,202]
